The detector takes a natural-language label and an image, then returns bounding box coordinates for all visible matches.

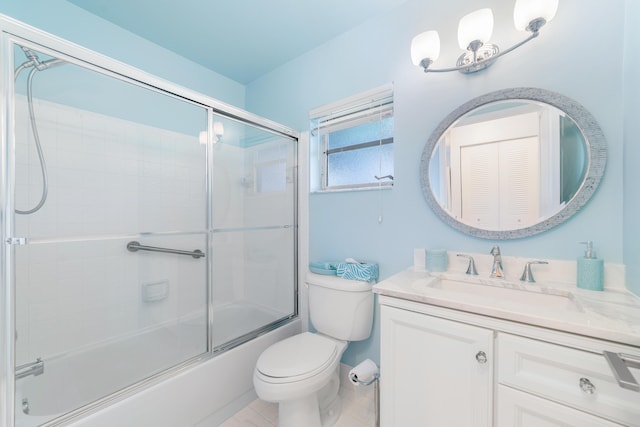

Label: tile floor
[218,365,376,427]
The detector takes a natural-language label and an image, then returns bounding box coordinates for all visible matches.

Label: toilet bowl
[254,332,347,427]
[253,273,374,427]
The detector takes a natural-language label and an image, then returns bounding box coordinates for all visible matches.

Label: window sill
[311,183,393,194]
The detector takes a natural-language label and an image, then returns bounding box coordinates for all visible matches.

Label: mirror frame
[420,87,607,239]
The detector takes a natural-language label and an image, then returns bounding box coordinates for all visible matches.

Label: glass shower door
[211,119,297,349]
[10,43,210,424]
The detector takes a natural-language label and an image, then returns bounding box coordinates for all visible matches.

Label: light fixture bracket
[456,43,500,74]
[526,17,547,33]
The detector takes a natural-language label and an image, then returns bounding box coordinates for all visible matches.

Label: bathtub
[15,303,299,427]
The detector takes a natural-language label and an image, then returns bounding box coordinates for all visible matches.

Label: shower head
[20,47,44,70]
[18,47,65,72]
[39,58,65,70]
[21,46,39,61]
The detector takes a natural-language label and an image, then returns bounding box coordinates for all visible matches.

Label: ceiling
[68,0,409,84]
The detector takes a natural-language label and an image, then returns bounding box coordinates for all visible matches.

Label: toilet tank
[306,273,374,341]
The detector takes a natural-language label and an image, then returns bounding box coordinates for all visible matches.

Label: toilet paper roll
[348,359,379,386]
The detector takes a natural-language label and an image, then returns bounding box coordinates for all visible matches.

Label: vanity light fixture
[411,0,558,74]
[212,121,224,143]
[198,122,225,145]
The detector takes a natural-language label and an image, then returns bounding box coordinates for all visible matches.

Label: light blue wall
[247,0,630,366]
[0,0,245,107]
[623,0,640,296]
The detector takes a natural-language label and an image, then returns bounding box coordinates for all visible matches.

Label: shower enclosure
[1,17,297,427]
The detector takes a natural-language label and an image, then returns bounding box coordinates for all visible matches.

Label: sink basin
[415,276,583,312]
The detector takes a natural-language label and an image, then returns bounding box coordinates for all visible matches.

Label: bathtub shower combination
[0,16,298,427]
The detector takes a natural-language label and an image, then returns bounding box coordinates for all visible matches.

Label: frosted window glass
[328,117,394,150]
[328,144,393,187]
[324,116,394,189]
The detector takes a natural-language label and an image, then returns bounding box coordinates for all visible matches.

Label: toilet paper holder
[348,359,380,427]
[348,370,379,386]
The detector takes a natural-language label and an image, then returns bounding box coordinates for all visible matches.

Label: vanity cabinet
[497,333,639,426]
[496,386,623,427]
[379,305,493,426]
[379,298,640,427]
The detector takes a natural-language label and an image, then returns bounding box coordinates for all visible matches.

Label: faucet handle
[490,245,501,256]
[457,254,478,275]
[520,260,549,283]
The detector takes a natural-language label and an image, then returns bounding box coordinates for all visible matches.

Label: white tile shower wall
[211,143,246,305]
[211,139,295,316]
[244,228,295,316]
[243,141,295,315]
[244,141,295,228]
[13,95,208,365]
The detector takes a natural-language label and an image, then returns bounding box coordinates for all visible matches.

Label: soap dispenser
[577,241,604,291]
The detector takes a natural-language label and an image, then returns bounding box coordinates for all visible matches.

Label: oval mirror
[420,88,606,239]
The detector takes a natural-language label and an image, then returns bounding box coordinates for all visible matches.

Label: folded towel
[309,261,338,275]
[335,262,379,283]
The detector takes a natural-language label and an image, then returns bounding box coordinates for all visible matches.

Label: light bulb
[411,31,441,66]
[513,0,559,31]
[458,8,494,50]
[213,122,224,137]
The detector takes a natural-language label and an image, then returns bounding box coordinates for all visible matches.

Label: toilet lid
[256,332,338,379]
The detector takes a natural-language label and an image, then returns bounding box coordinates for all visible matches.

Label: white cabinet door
[380,305,493,427]
[497,386,624,427]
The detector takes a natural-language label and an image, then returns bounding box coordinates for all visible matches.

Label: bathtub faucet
[15,357,44,380]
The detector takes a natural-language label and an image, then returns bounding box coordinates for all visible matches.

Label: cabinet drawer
[497,385,623,426]
[497,333,640,426]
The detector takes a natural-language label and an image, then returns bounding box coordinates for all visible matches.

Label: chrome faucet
[520,260,549,283]
[457,254,478,275]
[490,245,504,278]
[15,358,44,380]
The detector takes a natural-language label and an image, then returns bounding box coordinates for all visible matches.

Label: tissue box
[335,262,379,283]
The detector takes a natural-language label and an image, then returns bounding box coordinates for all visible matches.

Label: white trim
[309,83,393,119]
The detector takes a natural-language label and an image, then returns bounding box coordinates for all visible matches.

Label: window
[310,85,394,191]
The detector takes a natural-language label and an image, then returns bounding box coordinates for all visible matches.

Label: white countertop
[373,268,640,347]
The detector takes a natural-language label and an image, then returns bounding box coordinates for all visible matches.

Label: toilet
[253,273,374,427]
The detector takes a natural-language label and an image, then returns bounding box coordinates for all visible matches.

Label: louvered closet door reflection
[460,137,540,230]
[460,143,500,229]
[499,137,540,229]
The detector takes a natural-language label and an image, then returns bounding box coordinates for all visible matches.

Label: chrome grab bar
[603,351,640,392]
[16,358,44,380]
[126,241,205,259]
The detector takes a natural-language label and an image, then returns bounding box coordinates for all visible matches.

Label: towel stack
[335,262,379,283]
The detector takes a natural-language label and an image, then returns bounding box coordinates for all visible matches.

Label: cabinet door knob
[475,351,487,364]
[579,377,596,394]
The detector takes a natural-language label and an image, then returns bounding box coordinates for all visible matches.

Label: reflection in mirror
[420,88,606,239]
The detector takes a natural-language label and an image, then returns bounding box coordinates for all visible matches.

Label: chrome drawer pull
[603,351,640,392]
[475,351,487,364]
[579,377,596,394]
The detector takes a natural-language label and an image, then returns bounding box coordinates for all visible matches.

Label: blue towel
[335,262,379,283]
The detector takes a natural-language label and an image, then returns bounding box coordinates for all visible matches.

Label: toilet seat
[256,332,338,384]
